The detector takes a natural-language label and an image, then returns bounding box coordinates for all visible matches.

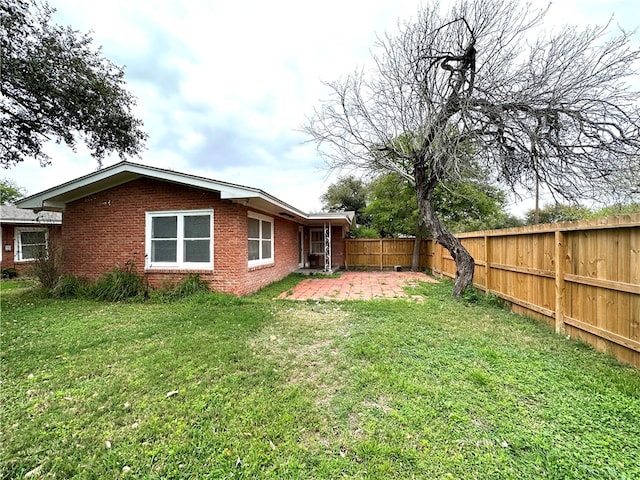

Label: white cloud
[5,0,639,218]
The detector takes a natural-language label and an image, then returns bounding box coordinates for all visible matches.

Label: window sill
[248,262,274,272]
[145,267,214,274]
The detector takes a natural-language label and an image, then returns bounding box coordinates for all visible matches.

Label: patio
[278,271,437,301]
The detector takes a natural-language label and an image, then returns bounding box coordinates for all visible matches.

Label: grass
[1,276,639,479]
[0,279,37,291]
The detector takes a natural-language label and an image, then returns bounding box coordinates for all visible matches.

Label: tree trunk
[415,178,475,297]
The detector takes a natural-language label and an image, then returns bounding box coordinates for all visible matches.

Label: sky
[5,0,640,216]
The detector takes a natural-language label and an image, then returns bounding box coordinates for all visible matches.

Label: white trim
[14,227,48,262]
[298,226,304,268]
[248,211,274,268]
[145,209,214,270]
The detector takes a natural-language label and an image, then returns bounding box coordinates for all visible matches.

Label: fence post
[433,242,440,275]
[555,229,566,334]
[484,234,492,294]
[345,239,349,270]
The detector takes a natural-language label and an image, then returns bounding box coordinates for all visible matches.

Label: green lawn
[1,276,639,479]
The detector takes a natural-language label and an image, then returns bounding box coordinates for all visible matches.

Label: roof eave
[13,161,354,226]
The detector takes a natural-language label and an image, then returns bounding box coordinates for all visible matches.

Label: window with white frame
[15,228,48,261]
[310,229,324,254]
[146,210,213,269]
[248,212,273,266]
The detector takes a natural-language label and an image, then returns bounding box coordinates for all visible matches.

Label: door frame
[298,226,305,268]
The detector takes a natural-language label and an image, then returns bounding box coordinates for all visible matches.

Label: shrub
[90,262,147,302]
[158,273,210,302]
[52,275,90,298]
[1,268,18,279]
[30,244,62,291]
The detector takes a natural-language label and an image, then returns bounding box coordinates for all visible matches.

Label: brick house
[16,162,354,294]
[0,205,62,276]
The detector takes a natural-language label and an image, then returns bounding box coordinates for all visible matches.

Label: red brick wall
[1,224,15,270]
[1,223,62,276]
[61,178,301,295]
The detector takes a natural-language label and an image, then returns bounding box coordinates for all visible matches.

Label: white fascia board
[41,200,67,211]
[14,162,226,210]
[0,217,62,225]
[15,196,67,211]
[14,196,46,209]
[220,189,309,219]
[16,162,141,210]
[219,188,261,200]
[308,213,348,220]
[307,212,355,224]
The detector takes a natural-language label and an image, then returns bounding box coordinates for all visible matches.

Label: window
[15,228,48,261]
[146,210,213,269]
[248,212,273,266]
[310,229,324,254]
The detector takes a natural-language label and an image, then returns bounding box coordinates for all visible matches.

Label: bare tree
[304,0,640,297]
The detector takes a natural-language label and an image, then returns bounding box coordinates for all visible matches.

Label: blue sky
[5,0,639,215]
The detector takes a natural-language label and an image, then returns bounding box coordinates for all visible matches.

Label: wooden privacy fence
[345,214,640,368]
[344,237,433,270]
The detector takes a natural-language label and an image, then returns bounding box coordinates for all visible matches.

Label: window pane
[248,218,260,238]
[21,231,46,245]
[152,216,177,239]
[184,215,210,238]
[22,245,41,260]
[261,220,271,238]
[152,239,177,262]
[311,230,324,254]
[248,239,260,261]
[262,240,272,259]
[184,239,210,262]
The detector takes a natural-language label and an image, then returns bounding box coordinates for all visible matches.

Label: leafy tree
[320,175,371,226]
[350,225,379,239]
[0,177,25,204]
[592,202,640,218]
[524,203,592,225]
[432,179,522,233]
[1,0,147,168]
[523,201,640,225]
[305,0,640,296]
[367,173,521,237]
[366,174,420,237]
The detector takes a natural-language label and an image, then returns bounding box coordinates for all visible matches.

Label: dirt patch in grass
[250,304,350,408]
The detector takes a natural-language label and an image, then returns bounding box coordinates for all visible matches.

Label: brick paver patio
[278,271,437,301]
